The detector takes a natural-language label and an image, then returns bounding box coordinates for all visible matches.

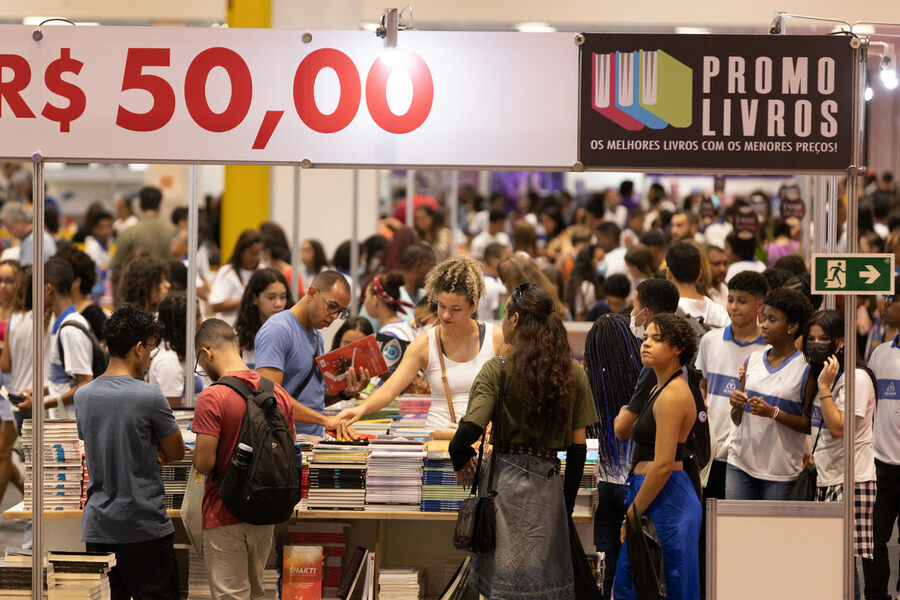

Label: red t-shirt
[192,370,296,529]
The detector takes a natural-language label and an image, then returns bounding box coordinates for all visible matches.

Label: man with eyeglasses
[74,304,184,600]
[863,280,900,600]
[255,270,370,436]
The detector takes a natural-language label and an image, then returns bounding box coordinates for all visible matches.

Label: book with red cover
[282,545,323,600]
[315,335,387,395]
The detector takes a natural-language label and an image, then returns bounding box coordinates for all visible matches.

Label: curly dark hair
[158,291,190,360]
[566,245,602,319]
[235,268,293,352]
[55,246,97,296]
[506,283,574,431]
[727,270,769,297]
[764,287,813,338]
[104,303,162,359]
[665,241,701,283]
[120,256,169,313]
[648,313,698,366]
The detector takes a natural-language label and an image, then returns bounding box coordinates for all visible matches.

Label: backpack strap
[56,320,93,377]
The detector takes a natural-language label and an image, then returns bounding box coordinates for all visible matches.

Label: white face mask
[630,308,647,340]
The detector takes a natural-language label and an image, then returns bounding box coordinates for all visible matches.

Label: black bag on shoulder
[625,504,666,600]
[452,357,505,553]
[789,422,824,501]
[57,320,108,378]
[213,376,300,525]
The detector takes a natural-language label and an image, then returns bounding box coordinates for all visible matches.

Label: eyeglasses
[319,291,350,319]
[194,347,208,378]
[885,294,895,309]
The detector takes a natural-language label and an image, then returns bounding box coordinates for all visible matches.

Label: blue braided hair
[583,313,643,479]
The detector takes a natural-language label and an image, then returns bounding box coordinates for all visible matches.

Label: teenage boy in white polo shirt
[862,281,900,600]
[695,271,769,499]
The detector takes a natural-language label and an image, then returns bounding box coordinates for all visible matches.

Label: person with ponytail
[802,310,876,598]
[362,271,416,342]
[448,283,598,600]
[583,313,643,600]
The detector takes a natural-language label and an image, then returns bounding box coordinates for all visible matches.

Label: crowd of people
[0,170,899,600]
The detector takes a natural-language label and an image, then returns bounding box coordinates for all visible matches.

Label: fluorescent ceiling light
[515,22,557,33]
[23,16,97,26]
[675,27,711,34]
[865,86,874,101]
[360,22,380,32]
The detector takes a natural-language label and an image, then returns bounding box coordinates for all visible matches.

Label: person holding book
[614,313,702,600]
[255,270,370,436]
[74,304,184,600]
[193,318,339,600]
[335,257,507,438]
[448,283,598,600]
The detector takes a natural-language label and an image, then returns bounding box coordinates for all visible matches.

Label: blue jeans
[724,464,795,500]
[593,481,626,600]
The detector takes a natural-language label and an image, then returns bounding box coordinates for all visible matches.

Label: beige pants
[203,522,275,600]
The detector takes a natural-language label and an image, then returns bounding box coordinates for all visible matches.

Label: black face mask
[806,341,834,366]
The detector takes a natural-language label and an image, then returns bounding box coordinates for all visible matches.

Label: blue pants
[614,470,701,600]
[724,464,795,500]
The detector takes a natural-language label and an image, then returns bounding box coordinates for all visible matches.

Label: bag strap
[436,326,457,424]
[56,319,94,375]
[484,356,506,497]
[292,336,322,400]
[471,357,506,498]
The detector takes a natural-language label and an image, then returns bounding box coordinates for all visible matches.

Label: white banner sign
[0,26,578,167]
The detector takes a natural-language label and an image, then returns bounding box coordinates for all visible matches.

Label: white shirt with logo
[871,336,900,465]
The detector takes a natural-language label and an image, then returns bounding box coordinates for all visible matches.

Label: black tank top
[631,370,687,469]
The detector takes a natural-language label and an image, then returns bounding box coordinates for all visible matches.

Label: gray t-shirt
[75,375,179,544]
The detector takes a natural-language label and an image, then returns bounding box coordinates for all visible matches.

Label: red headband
[373,275,414,309]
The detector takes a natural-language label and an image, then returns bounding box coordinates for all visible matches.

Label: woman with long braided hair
[584,313,643,600]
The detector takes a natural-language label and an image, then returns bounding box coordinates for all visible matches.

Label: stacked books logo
[591,50,693,130]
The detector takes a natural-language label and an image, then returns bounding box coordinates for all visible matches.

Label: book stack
[307,442,368,511]
[286,523,350,599]
[0,549,43,600]
[390,417,430,434]
[365,439,425,512]
[187,553,212,600]
[378,568,425,600]
[351,419,391,438]
[22,419,84,511]
[421,441,467,513]
[46,551,115,600]
[160,448,193,510]
[397,395,431,415]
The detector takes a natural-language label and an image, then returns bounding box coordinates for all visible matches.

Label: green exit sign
[811,254,896,295]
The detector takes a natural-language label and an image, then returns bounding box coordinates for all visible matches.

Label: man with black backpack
[193,319,337,600]
[19,257,102,417]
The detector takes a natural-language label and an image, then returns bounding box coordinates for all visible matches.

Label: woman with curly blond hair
[336,257,507,437]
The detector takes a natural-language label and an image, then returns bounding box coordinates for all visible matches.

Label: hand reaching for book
[333,406,364,441]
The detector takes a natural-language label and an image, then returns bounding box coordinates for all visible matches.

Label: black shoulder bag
[452,356,505,553]
[789,420,824,501]
[625,504,666,600]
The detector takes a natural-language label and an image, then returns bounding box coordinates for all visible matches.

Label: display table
[4,502,593,598]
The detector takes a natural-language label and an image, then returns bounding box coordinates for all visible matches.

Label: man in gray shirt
[74,304,184,600]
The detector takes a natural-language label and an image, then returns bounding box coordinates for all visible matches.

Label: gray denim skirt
[468,452,574,600]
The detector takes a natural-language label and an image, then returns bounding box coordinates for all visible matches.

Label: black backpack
[56,320,109,379]
[213,376,300,525]
[675,307,715,343]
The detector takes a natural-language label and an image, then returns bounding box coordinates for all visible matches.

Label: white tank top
[425,322,496,430]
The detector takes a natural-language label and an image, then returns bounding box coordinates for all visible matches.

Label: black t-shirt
[81,303,108,343]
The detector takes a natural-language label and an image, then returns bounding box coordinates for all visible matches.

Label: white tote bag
[181,465,206,556]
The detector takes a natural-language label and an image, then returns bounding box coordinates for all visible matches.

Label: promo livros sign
[578,34,857,173]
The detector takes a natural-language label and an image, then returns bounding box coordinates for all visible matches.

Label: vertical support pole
[184,165,199,408]
[813,176,828,260]
[825,176,838,310]
[291,166,302,298]
[31,156,45,600]
[798,175,812,261]
[350,170,360,316]
[843,39,866,600]
[449,171,460,258]
[405,170,415,227]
